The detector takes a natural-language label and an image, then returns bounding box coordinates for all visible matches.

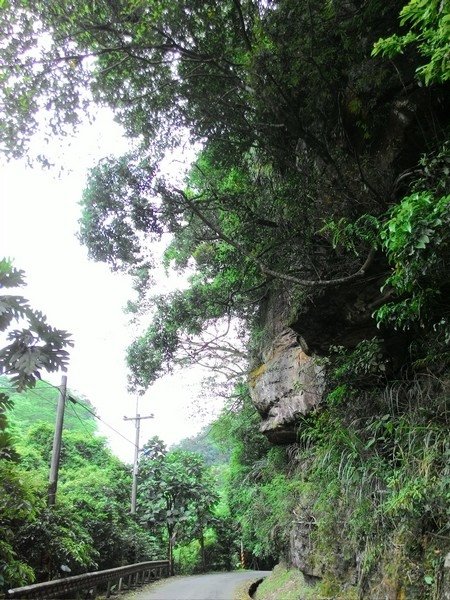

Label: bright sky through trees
[0,110,216,462]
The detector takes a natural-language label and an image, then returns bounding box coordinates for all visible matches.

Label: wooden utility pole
[124,410,153,514]
[48,374,67,507]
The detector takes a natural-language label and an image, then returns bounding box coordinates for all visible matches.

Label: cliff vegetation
[0,0,449,597]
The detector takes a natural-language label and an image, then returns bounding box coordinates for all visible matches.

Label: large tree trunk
[200,528,205,573]
[167,526,174,576]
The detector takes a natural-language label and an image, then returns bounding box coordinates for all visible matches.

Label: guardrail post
[118,577,123,592]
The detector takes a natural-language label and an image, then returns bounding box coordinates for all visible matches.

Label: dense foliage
[1,0,448,380]
[373,0,450,84]
[0,260,74,589]
[0,0,449,597]
[211,385,290,567]
[0,381,160,590]
[1,379,236,589]
[137,437,219,574]
[172,426,230,467]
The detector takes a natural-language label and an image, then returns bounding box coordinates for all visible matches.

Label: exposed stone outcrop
[289,516,357,585]
[249,329,323,444]
[443,553,450,600]
[244,51,449,595]
[290,270,388,356]
[289,509,322,580]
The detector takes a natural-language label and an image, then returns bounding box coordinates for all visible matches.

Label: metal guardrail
[6,560,170,599]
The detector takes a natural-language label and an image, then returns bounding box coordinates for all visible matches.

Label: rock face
[444,554,450,600]
[289,511,322,580]
[290,518,357,584]
[249,329,323,444]
[290,268,388,355]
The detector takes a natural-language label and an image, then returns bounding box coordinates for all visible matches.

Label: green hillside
[172,426,230,466]
[1,376,97,434]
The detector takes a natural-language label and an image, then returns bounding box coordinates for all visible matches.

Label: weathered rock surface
[289,507,356,584]
[290,272,388,355]
[249,329,323,444]
[289,511,322,580]
[443,553,450,600]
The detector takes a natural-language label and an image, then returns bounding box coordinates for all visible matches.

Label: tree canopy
[1,0,449,595]
[137,436,218,574]
[2,1,448,391]
[0,259,71,391]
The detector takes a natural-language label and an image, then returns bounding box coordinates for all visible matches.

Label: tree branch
[173,189,376,288]
[232,0,253,52]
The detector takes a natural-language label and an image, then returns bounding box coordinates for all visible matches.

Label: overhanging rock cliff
[249,328,323,444]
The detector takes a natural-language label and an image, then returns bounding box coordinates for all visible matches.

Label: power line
[68,402,93,437]
[23,387,60,406]
[0,383,60,393]
[1,381,89,393]
[4,384,138,450]
[26,387,96,441]
[71,397,138,449]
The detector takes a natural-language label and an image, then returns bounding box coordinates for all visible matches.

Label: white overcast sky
[0,109,221,463]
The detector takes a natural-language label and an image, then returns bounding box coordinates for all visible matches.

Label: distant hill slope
[1,376,97,434]
[172,425,230,466]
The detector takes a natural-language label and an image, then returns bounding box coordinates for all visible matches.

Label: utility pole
[48,374,67,507]
[124,409,153,515]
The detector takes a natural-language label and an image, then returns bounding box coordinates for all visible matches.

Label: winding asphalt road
[126,570,271,600]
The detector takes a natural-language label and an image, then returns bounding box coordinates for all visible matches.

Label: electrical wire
[14,383,138,446]
[68,401,93,437]
[71,398,138,449]
[0,382,59,392]
[21,387,60,406]
[3,384,138,449]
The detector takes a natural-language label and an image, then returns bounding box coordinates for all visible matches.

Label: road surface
[126,570,271,600]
